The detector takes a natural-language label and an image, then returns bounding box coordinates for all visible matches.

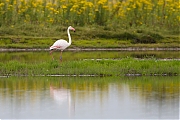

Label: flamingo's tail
[50,45,62,50]
[50,46,54,50]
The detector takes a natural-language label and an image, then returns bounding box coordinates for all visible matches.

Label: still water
[0,76,179,119]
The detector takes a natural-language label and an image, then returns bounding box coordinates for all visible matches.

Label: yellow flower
[89,13,93,16]
[95,9,99,12]
[177,16,180,21]
[77,11,81,15]
[37,0,42,4]
[62,5,67,9]
[87,2,93,8]
[13,1,16,5]
[127,8,131,11]
[55,10,59,14]
[7,5,13,10]
[98,0,107,5]
[47,3,52,7]
[32,2,37,7]
[103,6,108,9]
[49,18,54,23]
[157,0,163,5]
[81,7,86,10]
[49,7,54,11]
[80,1,85,4]
[132,4,136,9]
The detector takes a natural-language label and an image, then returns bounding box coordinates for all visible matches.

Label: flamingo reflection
[50,84,75,117]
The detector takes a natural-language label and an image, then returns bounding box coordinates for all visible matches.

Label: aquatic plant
[0,58,179,76]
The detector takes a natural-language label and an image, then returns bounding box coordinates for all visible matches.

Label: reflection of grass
[1,76,179,104]
[0,58,179,76]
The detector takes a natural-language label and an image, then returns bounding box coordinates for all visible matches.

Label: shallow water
[0,76,179,119]
[0,51,179,63]
[0,51,179,119]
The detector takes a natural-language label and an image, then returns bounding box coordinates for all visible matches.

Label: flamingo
[49,26,75,61]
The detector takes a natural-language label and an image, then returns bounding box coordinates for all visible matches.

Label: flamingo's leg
[60,51,63,62]
[50,50,54,60]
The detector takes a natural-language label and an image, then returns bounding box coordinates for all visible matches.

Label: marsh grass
[0,0,179,49]
[0,25,179,49]
[0,58,179,76]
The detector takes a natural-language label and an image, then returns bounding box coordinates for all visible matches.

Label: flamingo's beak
[71,27,75,32]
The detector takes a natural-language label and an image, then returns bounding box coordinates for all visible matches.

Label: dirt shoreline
[1,73,179,78]
[0,47,179,52]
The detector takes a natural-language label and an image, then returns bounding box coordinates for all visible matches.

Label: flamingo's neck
[67,27,71,46]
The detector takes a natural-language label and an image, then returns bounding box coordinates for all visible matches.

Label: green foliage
[0,0,179,44]
[0,58,179,76]
[0,24,179,49]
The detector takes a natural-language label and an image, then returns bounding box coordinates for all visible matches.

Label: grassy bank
[0,25,179,49]
[0,0,179,49]
[0,58,179,76]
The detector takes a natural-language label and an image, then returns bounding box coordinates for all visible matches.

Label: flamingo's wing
[50,39,69,50]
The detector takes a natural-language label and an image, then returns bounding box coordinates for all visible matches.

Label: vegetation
[0,0,179,29]
[0,58,179,76]
[0,0,179,49]
[0,51,179,63]
[0,37,179,49]
[0,25,179,49]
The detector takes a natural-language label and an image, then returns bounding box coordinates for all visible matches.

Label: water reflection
[0,76,179,119]
[50,84,74,118]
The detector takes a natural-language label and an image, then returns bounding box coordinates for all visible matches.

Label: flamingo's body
[50,26,75,61]
[50,39,70,51]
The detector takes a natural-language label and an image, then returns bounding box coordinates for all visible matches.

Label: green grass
[0,25,179,49]
[0,58,179,76]
[0,0,179,49]
[0,38,179,49]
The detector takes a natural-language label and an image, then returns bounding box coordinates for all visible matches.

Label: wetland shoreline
[1,72,179,78]
[0,47,179,52]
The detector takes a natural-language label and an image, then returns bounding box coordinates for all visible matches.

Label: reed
[0,58,179,76]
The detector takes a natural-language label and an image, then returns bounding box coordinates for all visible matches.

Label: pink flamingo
[50,26,75,61]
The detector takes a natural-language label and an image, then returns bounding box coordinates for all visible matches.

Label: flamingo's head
[69,26,75,32]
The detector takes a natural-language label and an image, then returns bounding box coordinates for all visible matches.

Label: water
[0,76,179,119]
[0,51,179,119]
